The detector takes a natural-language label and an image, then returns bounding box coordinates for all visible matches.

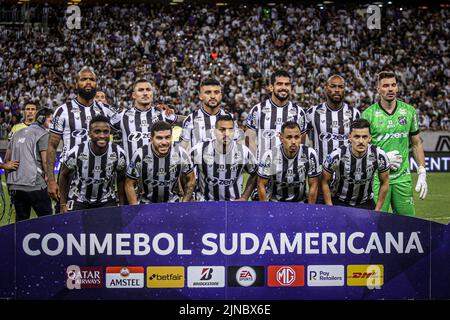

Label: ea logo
[236,266,256,287]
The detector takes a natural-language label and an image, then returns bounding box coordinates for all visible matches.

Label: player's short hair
[326,74,345,85]
[151,121,172,136]
[132,79,153,92]
[76,66,97,81]
[350,118,371,133]
[35,108,53,125]
[215,114,234,127]
[200,78,221,88]
[23,102,37,110]
[377,71,396,84]
[281,121,301,134]
[270,70,291,85]
[89,115,110,130]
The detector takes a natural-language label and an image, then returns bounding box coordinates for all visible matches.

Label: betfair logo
[347,265,384,288]
[147,266,184,288]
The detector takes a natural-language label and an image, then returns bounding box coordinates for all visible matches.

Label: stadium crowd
[0,2,449,139]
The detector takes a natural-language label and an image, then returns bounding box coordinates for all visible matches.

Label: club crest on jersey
[93,165,102,174]
[217,164,227,172]
[157,168,166,176]
[331,121,339,129]
[398,116,407,125]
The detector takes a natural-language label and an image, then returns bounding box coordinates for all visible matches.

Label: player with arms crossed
[321,119,390,210]
[362,71,427,216]
[125,121,196,203]
[59,115,126,212]
[257,121,321,203]
[191,115,257,201]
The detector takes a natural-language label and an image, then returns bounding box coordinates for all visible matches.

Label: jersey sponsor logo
[205,177,236,187]
[79,176,108,185]
[375,132,409,141]
[267,265,305,287]
[347,265,384,288]
[319,132,348,142]
[144,178,176,187]
[66,265,103,289]
[71,129,88,139]
[307,265,345,287]
[262,130,277,139]
[106,267,144,288]
[187,266,225,288]
[228,266,264,287]
[128,132,151,142]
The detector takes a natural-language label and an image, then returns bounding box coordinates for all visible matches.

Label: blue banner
[0,202,449,300]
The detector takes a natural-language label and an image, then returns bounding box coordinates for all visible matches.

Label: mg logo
[276,267,296,286]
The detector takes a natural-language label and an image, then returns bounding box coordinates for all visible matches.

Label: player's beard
[273,90,289,103]
[77,87,97,101]
[327,94,344,105]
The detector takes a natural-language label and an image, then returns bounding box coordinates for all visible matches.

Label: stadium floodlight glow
[216,2,228,6]
[267,3,276,6]
[172,0,184,2]
[323,1,334,4]
[379,4,383,7]
[388,1,392,4]
[399,7,403,10]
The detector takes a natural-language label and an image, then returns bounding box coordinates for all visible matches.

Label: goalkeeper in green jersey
[362,71,427,216]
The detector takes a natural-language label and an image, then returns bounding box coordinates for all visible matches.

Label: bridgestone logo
[193,282,220,286]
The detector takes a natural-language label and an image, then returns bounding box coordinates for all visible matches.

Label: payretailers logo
[65,265,103,289]
[147,266,184,288]
[347,265,384,288]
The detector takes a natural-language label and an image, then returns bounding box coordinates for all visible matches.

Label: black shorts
[67,199,117,212]
[332,197,376,211]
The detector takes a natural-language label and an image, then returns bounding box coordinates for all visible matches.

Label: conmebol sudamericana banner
[0,202,449,300]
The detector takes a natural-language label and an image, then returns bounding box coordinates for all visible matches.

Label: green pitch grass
[0,173,449,226]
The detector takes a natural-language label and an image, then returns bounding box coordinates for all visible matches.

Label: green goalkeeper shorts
[373,180,416,216]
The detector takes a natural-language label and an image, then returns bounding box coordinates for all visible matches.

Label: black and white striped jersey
[258,145,321,202]
[246,98,307,161]
[63,141,127,205]
[50,99,115,159]
[180,106,237,149]
[126,144,193,203]
[305,102,360,164]
[323,144,390,206]
[191,140,257,201]
[110,106,177,162]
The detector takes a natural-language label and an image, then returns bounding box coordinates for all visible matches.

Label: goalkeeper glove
[386,150,402,170]
[415,166,427,200]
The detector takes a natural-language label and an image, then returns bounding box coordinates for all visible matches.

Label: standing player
[180,78,236,151]
[257,121,321,203]
[191,115,257,201]
[321,119,390,211]
[47,66,115,203]
[5,108,53,221]
[362,71,427,216]
[111,79,185,163]
[305,75,360,165]
[59,115,126,212]
[125,121,196,203]
[8,102,38,140]
[246,70,307,162]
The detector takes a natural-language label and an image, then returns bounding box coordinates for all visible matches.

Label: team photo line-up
[2,66,428,222]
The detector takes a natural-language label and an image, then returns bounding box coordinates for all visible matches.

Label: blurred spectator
[0,3,448,137]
